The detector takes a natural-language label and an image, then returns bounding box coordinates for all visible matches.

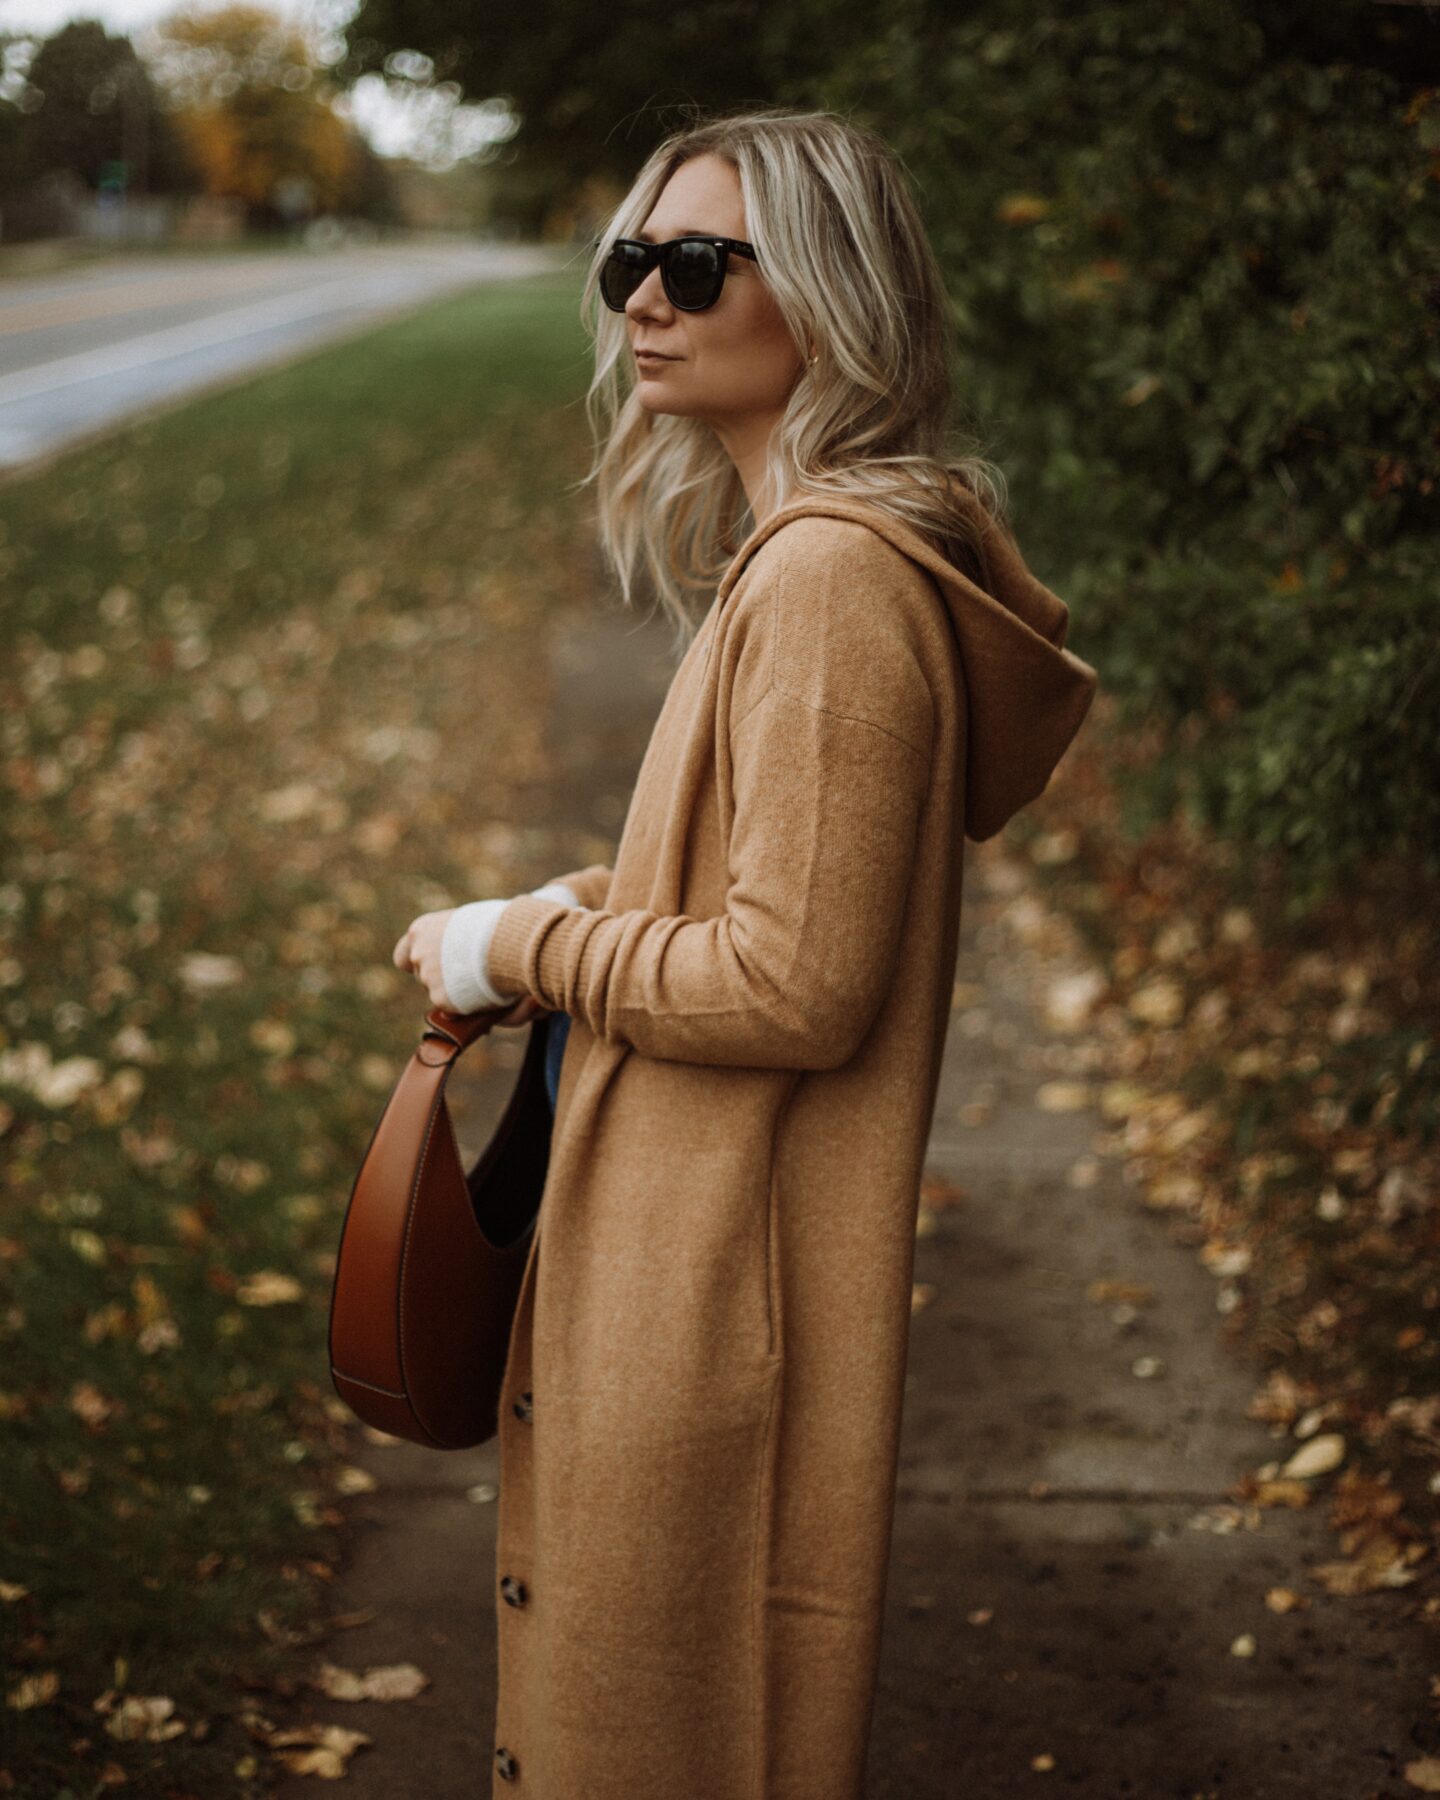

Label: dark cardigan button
[495,1745,519,1781]
[512,1390,534,1422]
[500,1574,528,1608]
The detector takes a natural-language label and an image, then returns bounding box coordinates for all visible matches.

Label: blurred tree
[152,3,370,227]
[0,34,39,199]
[336,0,890,233]
[9,20,193,198]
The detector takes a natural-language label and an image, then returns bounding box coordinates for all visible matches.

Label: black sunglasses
[598,235,759,313]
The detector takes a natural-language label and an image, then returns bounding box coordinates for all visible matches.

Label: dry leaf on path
[1251,1479,1313,1509]
[309,1660,430,1702]
[1280,1433,1346,1480]
[1312,1533,1425,1595]
[1086,1278,1155,1306]
[268,1723,373,1778]
[1035,1080,1093,1112]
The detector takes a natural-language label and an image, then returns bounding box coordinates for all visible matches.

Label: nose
[626,264,671,322]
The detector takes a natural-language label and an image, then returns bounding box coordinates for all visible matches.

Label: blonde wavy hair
[571,104,1011,646]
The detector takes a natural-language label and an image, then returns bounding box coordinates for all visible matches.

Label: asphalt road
[0,239,567,474]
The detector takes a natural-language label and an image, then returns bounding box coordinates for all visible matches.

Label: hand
[393,909,458,1010]
[392,909,552,1028]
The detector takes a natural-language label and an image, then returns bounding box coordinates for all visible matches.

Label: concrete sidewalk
[275,594,1428,1799]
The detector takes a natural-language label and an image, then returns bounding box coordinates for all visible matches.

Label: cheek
[731,288,795,355]
[705,299,799,394]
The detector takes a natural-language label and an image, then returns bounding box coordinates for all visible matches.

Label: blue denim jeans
[543,1010,571,1113]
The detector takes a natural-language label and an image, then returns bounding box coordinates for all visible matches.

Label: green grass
[3,268,593,643]
[0,268,602,1796]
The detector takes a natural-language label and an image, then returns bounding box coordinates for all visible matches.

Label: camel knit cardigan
[465,490,1097,1800]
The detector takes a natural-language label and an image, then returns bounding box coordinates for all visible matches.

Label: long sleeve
[484,524,936,1070]
[440,881,581,1014]
[539,863,614,911]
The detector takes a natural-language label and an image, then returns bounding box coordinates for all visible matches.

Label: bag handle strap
[418,1003,509,1066]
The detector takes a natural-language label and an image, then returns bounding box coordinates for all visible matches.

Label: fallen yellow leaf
[6,1670,59,1709]
[1279,1433,1345,1480]
[308,1661,429,1702]
[236,1270,304,1306]
[1035,1080,1093,1113]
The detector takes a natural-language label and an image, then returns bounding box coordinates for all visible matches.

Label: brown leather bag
[328,1004,552,1450]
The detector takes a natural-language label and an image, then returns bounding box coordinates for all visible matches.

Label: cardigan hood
[715,489,1100,842]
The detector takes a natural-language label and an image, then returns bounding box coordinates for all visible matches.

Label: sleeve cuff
[440,885,585,1014]
[530,881,581,908]
[486,892,586,1007]
[440,898,511,1013]
[540,863,613,910]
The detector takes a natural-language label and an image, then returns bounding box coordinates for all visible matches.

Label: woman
[393,107,1098,1800]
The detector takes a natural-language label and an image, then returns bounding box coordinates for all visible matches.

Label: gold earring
[808,349,818,366]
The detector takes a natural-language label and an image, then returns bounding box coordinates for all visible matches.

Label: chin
[636,393,695,418]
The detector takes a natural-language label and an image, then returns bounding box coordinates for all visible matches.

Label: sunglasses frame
[597,235,760,313]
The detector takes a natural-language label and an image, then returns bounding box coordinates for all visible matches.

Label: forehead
[633,224,715,242]
[639,154,745,240]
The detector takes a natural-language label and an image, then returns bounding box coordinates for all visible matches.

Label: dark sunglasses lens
[600,243,649,310]
[666,240,722,308]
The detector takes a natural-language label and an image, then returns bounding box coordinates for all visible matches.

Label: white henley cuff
[440,882,581,1014]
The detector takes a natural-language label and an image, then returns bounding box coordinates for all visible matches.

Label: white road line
[0,270,450,406]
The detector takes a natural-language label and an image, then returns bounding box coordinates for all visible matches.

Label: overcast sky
[0,0,514,166]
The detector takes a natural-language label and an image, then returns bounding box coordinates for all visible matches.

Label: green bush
[815,0,1440,901]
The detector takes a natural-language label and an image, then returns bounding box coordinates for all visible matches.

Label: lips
[635,349,677,359]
